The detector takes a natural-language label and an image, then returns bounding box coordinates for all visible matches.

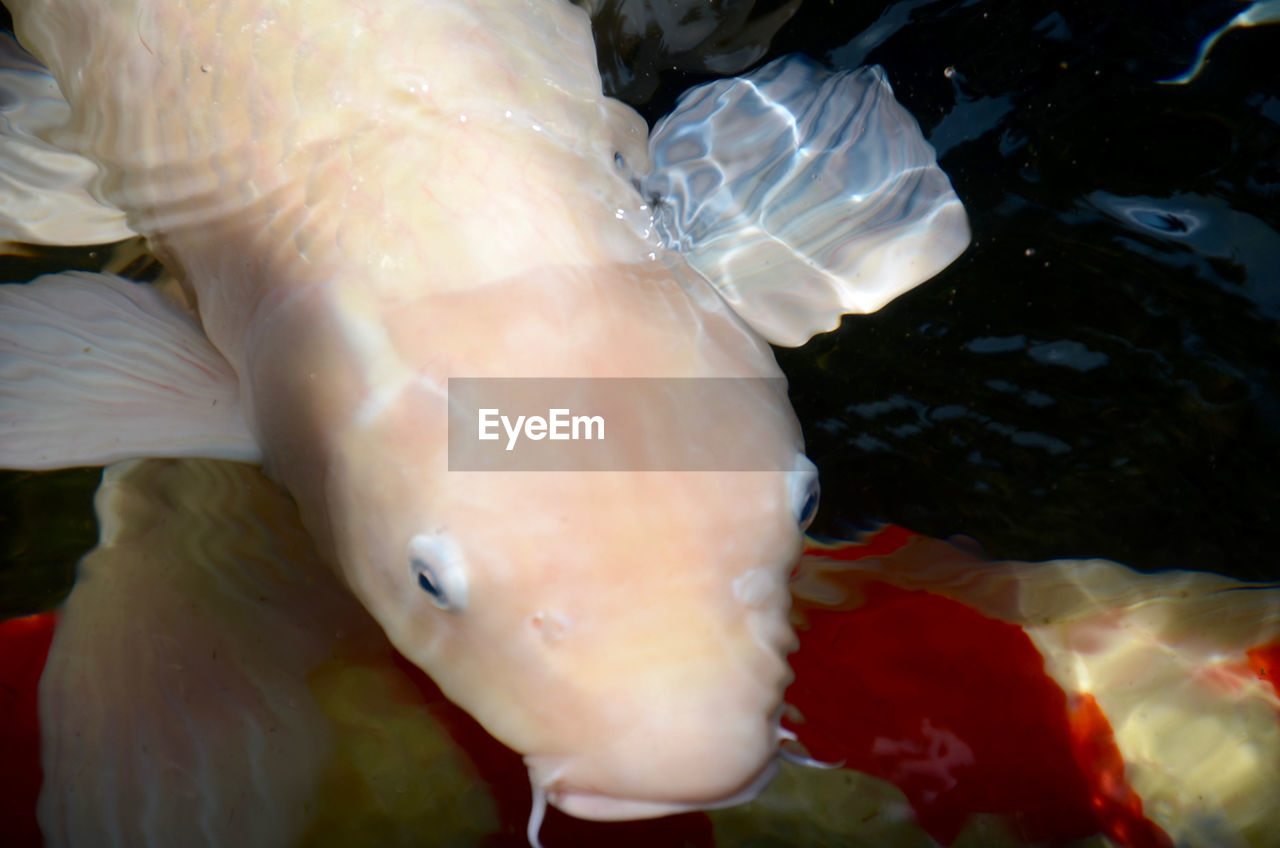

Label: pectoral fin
[643,55,970,347]
[0,32,134,247]
[0,272,260,469]
[39,458,497,846]
[39,459,363,847]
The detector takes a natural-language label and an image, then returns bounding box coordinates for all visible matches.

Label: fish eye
[791,454,821,531]
[413,562,445,600]
[798,480,820,529]
[407,533,469,612]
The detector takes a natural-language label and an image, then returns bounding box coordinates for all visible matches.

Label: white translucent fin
[1159,1,1280,85]
[0,272,260,469]
[642,54,970,347]
[0,32,133,246]
[37,458,385,848]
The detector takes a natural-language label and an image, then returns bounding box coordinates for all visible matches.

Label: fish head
[419,466,810,821]
[316,306,817,819]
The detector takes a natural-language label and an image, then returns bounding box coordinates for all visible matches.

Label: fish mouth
[526,754,780,821]
[544,792,708,821]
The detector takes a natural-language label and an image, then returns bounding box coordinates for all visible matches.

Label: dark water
[594,0,1280,580]
[2,0,1279,620]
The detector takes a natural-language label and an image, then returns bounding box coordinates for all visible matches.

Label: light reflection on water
[1,0,1280,842]
[759,0,1280,580]
[0,0,1274,604]
[4,0,1277,607]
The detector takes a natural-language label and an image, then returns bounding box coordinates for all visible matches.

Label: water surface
[2,1,1278,597]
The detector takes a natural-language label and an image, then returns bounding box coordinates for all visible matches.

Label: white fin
[642,54,970,347]
[38,458,378,847]
[40,458,496,846]
[0,32,134,246]
[0,272,260,469]
[1159,1,1280,85]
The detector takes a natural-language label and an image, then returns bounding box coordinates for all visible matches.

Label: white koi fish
[12,463,1278,847]
[0,0,968,839]
[28,457,500,847]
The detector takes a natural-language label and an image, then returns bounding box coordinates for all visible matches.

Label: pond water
[1,2,1279,845]
[4,0,1278,617]
[716,0,1279,581]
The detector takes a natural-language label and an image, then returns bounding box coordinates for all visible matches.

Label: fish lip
[544,793,707,821]
[527,756,780,821]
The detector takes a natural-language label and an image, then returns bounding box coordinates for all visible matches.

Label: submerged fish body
[4,466,1277,847]
[785,530,1280,848]
[0,0,968,831]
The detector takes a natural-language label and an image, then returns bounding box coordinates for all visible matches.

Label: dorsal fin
[642,55,969,347]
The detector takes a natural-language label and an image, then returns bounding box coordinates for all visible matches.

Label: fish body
[3,473,1277,847]
[1,0,968,828]
[784,529,1280,848]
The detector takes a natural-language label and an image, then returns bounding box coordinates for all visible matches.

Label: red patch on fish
[785,531,1171,847]
[1247,641,1280,701]
[1067,693,1171,848]
[801,523,919,564]
[0,613,57,848]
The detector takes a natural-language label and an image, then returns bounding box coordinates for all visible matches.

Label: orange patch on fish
[0,612,57,848]
[1247,641,1280,700]
[1067,693,1171,848]
[785,539,1172,847]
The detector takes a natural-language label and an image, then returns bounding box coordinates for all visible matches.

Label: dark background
[590,0,1280,579]
[3,0,1279,618]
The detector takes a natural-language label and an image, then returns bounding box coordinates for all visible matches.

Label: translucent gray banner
[447,377,800,471]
